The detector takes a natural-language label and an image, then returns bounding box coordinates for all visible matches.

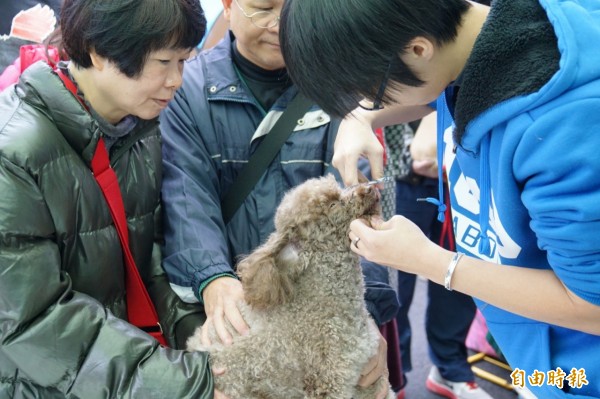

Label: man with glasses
[160,1,400,397]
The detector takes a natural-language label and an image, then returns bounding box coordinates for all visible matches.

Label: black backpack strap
[221,93,313,225]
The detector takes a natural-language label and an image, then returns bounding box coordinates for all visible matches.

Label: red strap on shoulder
[56,68,87,110]
[57,69,167,346]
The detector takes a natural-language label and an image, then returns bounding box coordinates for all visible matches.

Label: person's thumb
[369,215,385,229]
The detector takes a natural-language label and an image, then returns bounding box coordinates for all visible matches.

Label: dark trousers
[395,178,476,383]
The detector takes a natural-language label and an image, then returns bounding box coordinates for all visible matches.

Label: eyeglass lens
[234,0,279,29]
[251,12,279,28]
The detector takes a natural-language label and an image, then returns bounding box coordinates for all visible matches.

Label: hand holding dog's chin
[350,215,435,274]
[368,215,385,228]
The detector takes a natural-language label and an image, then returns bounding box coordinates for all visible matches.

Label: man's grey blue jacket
[160,34,398,325]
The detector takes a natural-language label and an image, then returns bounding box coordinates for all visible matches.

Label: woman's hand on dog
[202,276,249,346]
[357,323,391,399]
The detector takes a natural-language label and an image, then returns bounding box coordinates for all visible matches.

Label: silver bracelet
[444,252,465,291]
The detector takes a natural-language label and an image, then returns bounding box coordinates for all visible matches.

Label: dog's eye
[329,202,338,209]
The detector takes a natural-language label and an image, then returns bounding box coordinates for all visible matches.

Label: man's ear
[89,49,105,71]
[222,0,233,20]
[405,36,435,62]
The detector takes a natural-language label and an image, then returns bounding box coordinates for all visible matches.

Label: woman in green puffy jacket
[0,0,227,397]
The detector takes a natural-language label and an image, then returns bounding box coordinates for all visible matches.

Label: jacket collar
[200,31,298,110]
[203,32,251,101]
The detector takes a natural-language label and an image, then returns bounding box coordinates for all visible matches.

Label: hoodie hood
[455,0,600,149]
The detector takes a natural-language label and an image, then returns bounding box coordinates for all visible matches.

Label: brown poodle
[187,174,395,399]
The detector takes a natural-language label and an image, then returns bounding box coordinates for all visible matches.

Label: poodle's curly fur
[187,175,395,399]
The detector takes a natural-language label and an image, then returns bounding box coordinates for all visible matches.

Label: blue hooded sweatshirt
[434,0,600,397]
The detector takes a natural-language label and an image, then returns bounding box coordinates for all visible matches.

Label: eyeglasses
[233,0,280,29]
[358,61,393,111]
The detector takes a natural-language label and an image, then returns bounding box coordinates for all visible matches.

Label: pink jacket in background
[0,44,60,91]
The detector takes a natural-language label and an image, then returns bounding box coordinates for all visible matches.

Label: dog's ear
[237,234,302,309]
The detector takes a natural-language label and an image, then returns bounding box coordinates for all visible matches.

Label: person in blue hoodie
[279,0,600,398]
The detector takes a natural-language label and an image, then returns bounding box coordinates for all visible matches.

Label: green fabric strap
[221,93,312,224]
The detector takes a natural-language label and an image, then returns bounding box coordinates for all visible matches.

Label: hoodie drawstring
[420,102,448,223]
[477,135,492,256]
[426,94,492,257]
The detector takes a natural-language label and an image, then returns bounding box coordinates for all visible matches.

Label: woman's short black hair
[61,0,206,78]
[280,0,470,118]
